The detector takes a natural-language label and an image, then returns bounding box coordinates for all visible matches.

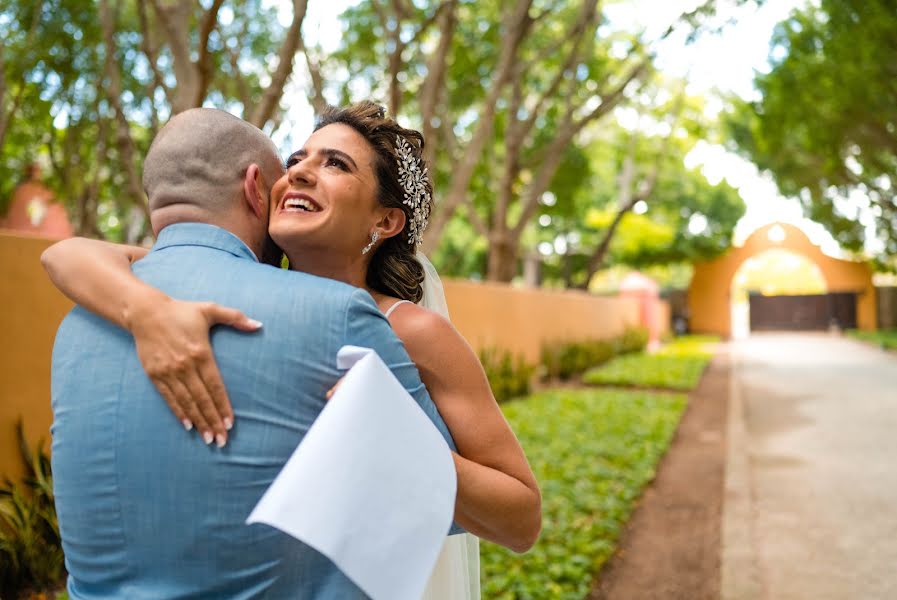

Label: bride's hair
[315,101,433,303]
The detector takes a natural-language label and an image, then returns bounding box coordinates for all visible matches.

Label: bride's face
[268,123,383,260]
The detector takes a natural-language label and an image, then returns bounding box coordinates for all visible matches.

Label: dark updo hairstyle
[314,101,433,303]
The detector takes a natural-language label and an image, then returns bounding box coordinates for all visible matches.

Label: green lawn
[581,336,718,391]
[481,388,687,599]
[848,329,897,350]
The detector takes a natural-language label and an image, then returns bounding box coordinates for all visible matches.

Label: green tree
[329,0,756,281]
[1,0,310,241]
[533,94,745,288]
[727,0,897,261]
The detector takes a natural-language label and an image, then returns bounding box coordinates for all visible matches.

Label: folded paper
[247,345,457,600]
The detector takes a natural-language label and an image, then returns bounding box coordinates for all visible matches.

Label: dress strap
[384,299,413,319]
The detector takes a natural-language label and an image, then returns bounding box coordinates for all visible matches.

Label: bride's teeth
[284,197,318,211]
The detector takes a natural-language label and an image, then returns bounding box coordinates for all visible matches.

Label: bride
[42,101,541,598]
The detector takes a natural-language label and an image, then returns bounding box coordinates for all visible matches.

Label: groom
[50,108,456,598]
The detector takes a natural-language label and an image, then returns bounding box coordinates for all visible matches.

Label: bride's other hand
[125,297,262,447]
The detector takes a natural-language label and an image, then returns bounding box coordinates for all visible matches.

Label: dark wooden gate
[748,292,858,331]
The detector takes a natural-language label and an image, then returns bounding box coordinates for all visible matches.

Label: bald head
[143,108,284,231]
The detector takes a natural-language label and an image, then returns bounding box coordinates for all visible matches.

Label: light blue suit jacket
[51,223,458,599]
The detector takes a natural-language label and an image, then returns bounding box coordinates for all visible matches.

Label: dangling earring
[362,231,380,255]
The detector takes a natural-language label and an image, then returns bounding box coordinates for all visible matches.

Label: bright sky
[273,0,852,256]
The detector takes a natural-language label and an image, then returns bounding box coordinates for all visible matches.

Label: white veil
[415,251,480,600]
[416,251,451,319]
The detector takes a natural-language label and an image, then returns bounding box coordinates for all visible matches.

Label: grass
[848,329,897,350]
[481,388,688,600]
[581,336,718,391]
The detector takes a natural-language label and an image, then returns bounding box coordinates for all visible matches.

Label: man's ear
[375,207,407,240]
[243,164,265,219]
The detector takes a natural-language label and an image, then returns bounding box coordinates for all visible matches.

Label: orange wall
[0,233,663,482]
[0,233,73,483]
[444,279,645,362]
[689,223,876,337]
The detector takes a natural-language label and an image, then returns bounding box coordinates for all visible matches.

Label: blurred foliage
[0,0,756,279]
[726,0,897,267]
[478,347,536,404]
[540,340,616,382]
[847,329,897,351]
[536,100,745,287]
[481,388,687,599]
[582,335,717,390]
[0,421,65,599]
[539,327,648,382]
[588,263,694,294]
[0,0,292,241]
[332,2,749,280]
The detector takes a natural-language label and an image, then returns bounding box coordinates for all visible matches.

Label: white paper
[247,345,457,600]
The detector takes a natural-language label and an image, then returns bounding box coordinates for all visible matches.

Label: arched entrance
[688,223,876,338]
[730,249,829,338]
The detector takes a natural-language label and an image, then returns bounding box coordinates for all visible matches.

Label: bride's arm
[389,304,542,553]
[41,237,261,445]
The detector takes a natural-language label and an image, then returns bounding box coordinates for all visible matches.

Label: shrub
[583,335,719,391]
[615,326,649,355]
[540,339,616,381]
[479,347,536,403]
[0,421,66,599]
[481,388,688,599]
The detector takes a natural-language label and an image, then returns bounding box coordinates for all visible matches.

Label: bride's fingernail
[248,319,263,329]
[203,432,214,445]
[215,434,226,448]
[182,419,193,431]
[224,417,233,431]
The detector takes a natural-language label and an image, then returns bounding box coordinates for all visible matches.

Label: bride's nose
[287,161,316,186]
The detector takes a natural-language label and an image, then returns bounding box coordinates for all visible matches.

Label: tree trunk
[419,0,456,166]
[250,0,308,128]
[152,0,198,114]
[486,231,519,282]
[587,205,632,278]
[100,0,150,221]
[421,0,535,254]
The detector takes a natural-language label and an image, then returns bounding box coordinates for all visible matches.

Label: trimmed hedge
[479,347,536,403]
[582,335,717,391]
[481,388,688,599]
[539,327,649,382]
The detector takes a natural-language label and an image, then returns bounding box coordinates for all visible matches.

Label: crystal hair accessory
[395,135,431,246]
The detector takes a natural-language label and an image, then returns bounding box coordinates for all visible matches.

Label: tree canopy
[1,0,752,284]
[727,0,897,265]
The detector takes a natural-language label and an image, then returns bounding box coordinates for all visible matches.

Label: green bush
[582,335,718,391]
[0,421,66,599]
[614,326,649,355]
[540,340,616,381]
[848,329,897,350]
[479,347,536,403]
[481,388,687,599]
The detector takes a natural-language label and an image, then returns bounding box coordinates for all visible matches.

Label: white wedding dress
[408,253,481,600]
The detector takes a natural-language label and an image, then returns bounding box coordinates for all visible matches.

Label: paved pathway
[722,333,897,600]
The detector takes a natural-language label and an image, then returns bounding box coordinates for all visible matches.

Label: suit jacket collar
[152,223,259,262]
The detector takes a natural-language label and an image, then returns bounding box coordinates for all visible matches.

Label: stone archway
[688,223,876,338]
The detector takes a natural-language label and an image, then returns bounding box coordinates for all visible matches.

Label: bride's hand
[325,377,345,400]
[125,297,262,447]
